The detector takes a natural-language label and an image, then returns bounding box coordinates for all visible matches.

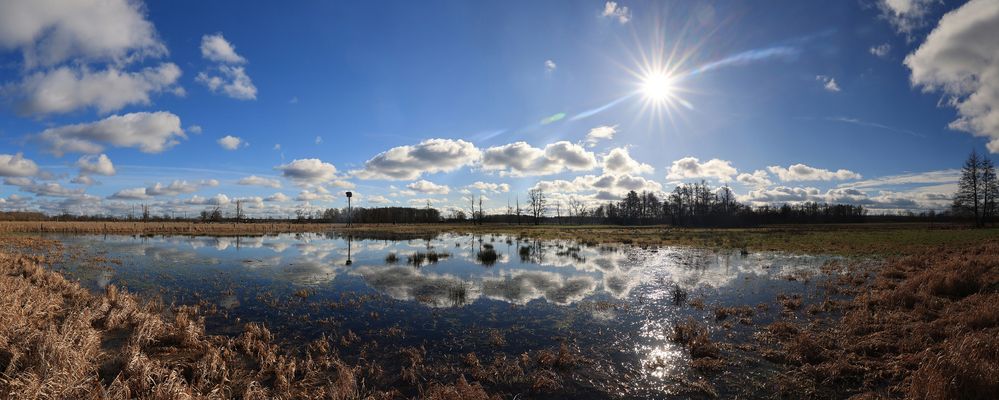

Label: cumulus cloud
[275,158,338,186]
[37,111,185,156]
[666,157,738,182]
[0,0,166,68]
[736,170,773,188]
[482,141,597,177]
[237,175,281,189]
[9,63,182,116]
[585,125,617,147]
[876,0,937,37]
[353,138,481,180]
[184,194,230,206]
[75,154,115,176]
[816,75,841,92]
[406,180,450,195]
[110,179,218,200]
[602,1,631,24]
[196,65,256,100]
[905,0,999,152]
[603,147,653,175]
[0,153,40,177]
[200,33,246,64]
[533,173,662,200]
[4,178,83,198]
[265,192,290,202]
[217,135,245,150]
[544,59,557,74]
[739,184,952,211]
[468,181,510,193]
[767,163,861,181]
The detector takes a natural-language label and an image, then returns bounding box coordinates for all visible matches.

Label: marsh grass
[766,241,999,399]
[0,237,496,399]
[476,249,498,266]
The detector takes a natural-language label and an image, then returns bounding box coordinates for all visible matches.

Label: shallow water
[50,232,841,398]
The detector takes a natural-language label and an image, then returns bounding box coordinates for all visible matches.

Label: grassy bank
[763,241,999,398]
[3,221,996,256]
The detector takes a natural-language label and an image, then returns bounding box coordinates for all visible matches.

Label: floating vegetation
[385,252,399,263]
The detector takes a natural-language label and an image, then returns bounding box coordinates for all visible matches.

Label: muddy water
[50,232,841,398]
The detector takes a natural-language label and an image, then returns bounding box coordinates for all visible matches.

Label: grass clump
[476,248,498,266]
[769,241,999,399]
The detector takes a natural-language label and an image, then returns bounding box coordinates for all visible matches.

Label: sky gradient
[1,0,997,217]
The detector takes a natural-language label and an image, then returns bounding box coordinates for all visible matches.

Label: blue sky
[1,0,996,216]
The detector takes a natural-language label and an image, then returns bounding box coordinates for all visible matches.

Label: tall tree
[981,156,998,225]
[528,188,547,224]
[954,150,983,226]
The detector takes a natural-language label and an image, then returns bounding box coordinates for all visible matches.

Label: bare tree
[528,188,547,225]
[478,195,484,224]
[981,156,998,225]
[235,200,245,222]
[954,150,984,226]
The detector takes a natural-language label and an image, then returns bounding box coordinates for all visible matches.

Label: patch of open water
[49,232,842,398]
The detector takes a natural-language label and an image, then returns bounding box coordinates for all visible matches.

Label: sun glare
[642,72,674,102]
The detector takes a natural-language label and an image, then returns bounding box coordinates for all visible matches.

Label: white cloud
[315,136,323,144]
[265,192,290,202]
[200,33,246,64]
[406,180,450,195]
[110,179,218,200]
[75,154,115,176]
[0,153,40,177]
[869,43,891,58]
[196,65,256,100]
[585,125,617,147]
[197,32,256,100]
[602,1,631,24]
[38,111,185,156]
[544,59,557,73]
[366,195,391,204]
[0,0,166,68]
[185,194,230,206]
[876,0,937,37]
[468,181,510,193]
[237,175,281,189]
[816,75,841,92]
[296,188,336,202]
[736,170,773,188]
[108,187,148,200]
[602,147,653,175]
[10,63,182,115]
[353,138,481,180]
[533,173,662,200]
[70,175,96,185]
[187,125,203,134]
[767,163,861,181]
[4,178,83,198]
[482,141,597,177]
[666,157,738,182]
[217,135,245,150]
[275,158,338,186]
[905,0,999,153]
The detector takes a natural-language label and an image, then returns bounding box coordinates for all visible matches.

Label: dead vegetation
[0,237,497,399]
[766,241,999,399]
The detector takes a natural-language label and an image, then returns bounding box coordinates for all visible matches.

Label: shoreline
[2,221,995,256]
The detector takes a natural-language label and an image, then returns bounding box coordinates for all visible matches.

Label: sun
[641,71,675,103]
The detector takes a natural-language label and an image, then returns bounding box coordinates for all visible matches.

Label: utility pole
[345,191,353,227]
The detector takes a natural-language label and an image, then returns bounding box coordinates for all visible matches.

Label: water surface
[50,232,840,398]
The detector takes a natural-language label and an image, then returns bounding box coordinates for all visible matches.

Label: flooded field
[47,232,848,398]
